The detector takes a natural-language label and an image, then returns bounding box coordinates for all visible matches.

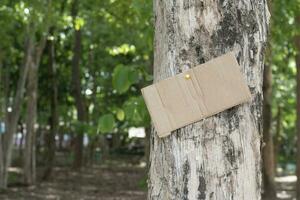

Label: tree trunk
[145,127,151,170]
[261,1,276,198]
[0,59,3,118]
[0,35,33,189]
[149,1,269,199]
[24,34,47,185]
[262,62,276,200]
[43,28,58,180]
[274,105,281,166]
[24,60,38,185]
[295,15,300,200]
[71,0,87,169]
[0,61,8,189]
[19,123,25,160]
[99,135,109,161]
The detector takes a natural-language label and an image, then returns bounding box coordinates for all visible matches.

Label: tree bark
[24,58,38,185]
[274,105,281,166]
[295,15,300,200]
[145,127,151,170]
[262,62,276,200]
[71,0,87,169]
[24,34,47,185]
[149,1,270,199]
[0,35,33,189]
[261,1,276,198]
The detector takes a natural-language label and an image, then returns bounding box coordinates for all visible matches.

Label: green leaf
[116,109,125,121]
[123,96,150,126]
[112,65,131,94]
[98,114,115,133]
[128,69,139,84]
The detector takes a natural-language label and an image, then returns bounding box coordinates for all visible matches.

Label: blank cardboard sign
[141,52,252,138]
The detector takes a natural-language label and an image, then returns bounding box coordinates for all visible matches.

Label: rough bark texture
[149,1,269,199]
[262,63,276,200]
[295,15,300,200]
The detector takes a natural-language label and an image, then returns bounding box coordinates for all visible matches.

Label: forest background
[0,0,299,199]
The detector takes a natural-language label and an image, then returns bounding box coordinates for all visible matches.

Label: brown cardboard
[141,52,252,138]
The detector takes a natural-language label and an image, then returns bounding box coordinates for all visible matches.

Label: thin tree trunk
[144,127,150,170]
[19,123,25,159]
[71,0,87,169]
[274,105,281,166]
[24,34,47,185]
[0,35,33,189]
[24,59,38,185]
[295,15,300,200]
[0,61,8,188]
[149,1,269,199]
[262,62,276,200]
[43,27,58,180]
[261,1,276,198]
[99,135,109,161]
[0,58,3,118]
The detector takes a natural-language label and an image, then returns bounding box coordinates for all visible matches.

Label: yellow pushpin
[185,74,191,80]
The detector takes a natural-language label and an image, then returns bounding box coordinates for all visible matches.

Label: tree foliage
[270,0,300,164]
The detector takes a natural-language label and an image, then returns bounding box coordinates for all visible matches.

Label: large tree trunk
[23,35,46,185]
[0,35,33,189]
[148,1,269,199]
[43,28,58,180]
[295,15,300,200]
[262,62,276,200]
[71,0,87,169]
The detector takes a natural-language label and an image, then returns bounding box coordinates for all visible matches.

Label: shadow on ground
[0,166,147,200]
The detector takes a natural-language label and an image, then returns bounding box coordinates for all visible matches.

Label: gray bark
[149,1,270,200]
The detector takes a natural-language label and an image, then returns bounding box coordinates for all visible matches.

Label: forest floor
[0,165,147,200]
[0,164,297,200]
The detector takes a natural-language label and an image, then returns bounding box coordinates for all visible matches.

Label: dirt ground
[0,165,296,200]
[0,166,147,200]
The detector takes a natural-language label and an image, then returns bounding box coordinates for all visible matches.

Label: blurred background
[0,0,299,199]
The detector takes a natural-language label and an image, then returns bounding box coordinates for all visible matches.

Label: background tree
[296,13,300,200]
[262,1,276,199]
